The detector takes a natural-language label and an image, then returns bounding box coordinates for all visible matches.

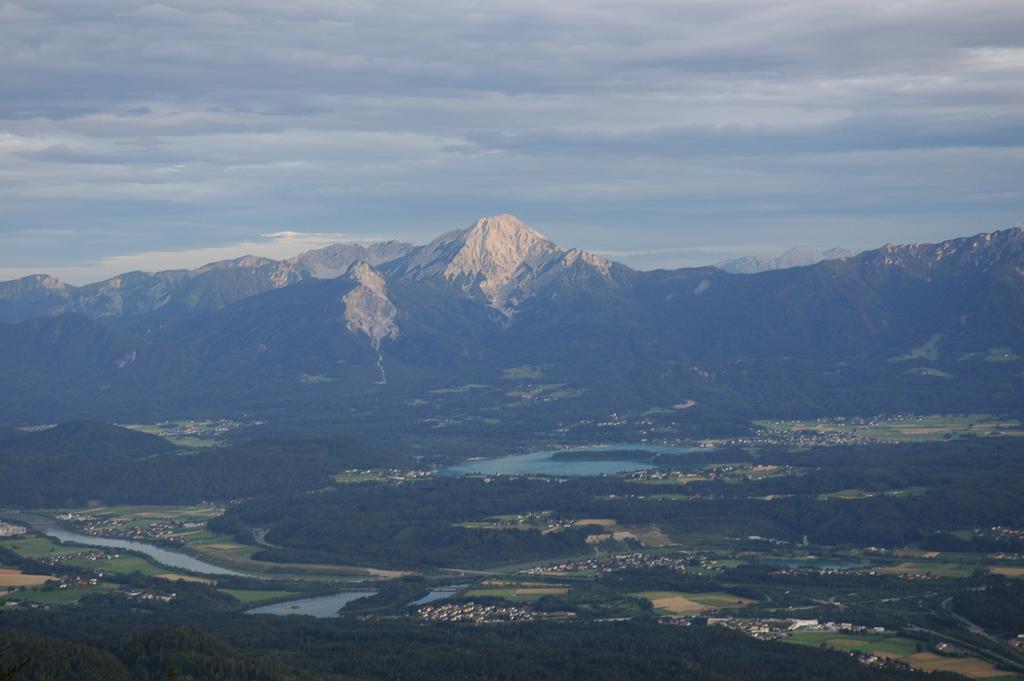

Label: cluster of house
[706,427,876,449]
[57,512,207,542]
[155,418,255,439]
[417,602,574,623]
[40,549,120,566]
[520,551,712,576]
[855,654,912,671]
[56,575,99,589]
[0,522,27,538]
[666,615,886,642]
[341,468,435,482]
[123,589,175,603]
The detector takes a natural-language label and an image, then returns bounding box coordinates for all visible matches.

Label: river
[44,527,245,576]
[245,591,377,617]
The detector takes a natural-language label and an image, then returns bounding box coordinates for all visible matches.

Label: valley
[1,220,1022,681]
[3,428,1024,680]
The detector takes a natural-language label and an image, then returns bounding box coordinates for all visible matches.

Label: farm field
[0,567,51,587]
[38,506,394,580]
[0,584,116,605]
[878,561,987,578]
[219,589,298,604]
[758,414,1024,442]
[818,487,928,500]
[465,581,569,602]
[631,591,755,615]
[1,534,87,560]
[1,532,199,581]
[785,633,1019,679]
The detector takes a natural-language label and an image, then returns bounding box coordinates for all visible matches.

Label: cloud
[0,0,1022,272]
[0,229,402,285]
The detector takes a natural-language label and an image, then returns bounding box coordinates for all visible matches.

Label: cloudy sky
[2,0,1022,282]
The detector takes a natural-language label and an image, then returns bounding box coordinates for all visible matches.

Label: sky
[1,0,1022,283]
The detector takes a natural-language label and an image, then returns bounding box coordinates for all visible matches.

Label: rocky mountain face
[716,247,853,274]
[0,240,414,323]
[385,214,616,315]
[0,217,1021,424]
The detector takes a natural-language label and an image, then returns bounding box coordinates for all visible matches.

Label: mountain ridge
[0,239,416,323]
[716,246,853,274]
[0,217,1021,426]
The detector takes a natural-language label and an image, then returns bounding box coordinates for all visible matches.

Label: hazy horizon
[2,1,1022,282]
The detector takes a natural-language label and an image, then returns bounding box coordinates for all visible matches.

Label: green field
[786,632,919,656]
[1,531,199,580]
[631,591,755,615]
[219,589,298,604]
[0,584,116,605]
[785,632,1020,679]
[890,334,943,362]
[1,534,87,560]
[878,561,985,578]
[334,471,387,483]
[959,347,1022,363]
[759,413,1024,442]
[121,421,223,447]
[502,366,543,380]
[818,486,927,501]
[465,582,569,602]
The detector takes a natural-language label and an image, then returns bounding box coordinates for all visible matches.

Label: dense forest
[0,609,964,681]
[0,423,402,507]
[210,439,1024,569]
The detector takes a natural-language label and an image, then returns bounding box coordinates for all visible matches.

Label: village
[520,551,714,576]
[417,602,575,624]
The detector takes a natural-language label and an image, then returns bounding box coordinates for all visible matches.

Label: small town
[0,522,28,538]
[417,602,575,624]
[520,551,714,576]
[57,512,209,542]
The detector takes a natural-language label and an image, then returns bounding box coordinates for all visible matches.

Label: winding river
[44,528,245,576]
[245,591,376,617]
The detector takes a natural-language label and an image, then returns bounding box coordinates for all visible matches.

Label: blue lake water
[754,558,872,571]
[246,591,376,617]
[441,444,702,476]
[409,585,468,606]
[45,528,244,576]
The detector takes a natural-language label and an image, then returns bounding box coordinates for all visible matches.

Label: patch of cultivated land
[219,589,298,604]
[631,591,754,615]
[466,581,570,602]
[877,561,986,578]
[786,633,1018,679]
[759,413,1024,442]
[989,566,1024,578]
[1,535,89,560]
[0,567,51,587]
[0,584,117,605]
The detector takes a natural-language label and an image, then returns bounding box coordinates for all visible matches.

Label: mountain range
[716,247,853,274]
[1,215,1021,430]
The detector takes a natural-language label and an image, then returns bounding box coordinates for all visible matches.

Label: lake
[754,557,873,571]
[441,444,702,476]
[409,584,468,606]
[44,528,245,576]
[246,591,376,617]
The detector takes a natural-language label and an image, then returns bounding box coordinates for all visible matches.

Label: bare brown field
[155,573,213,584]
[633,526,674,547]
[0,568,51,587]
[575,518,617,527]
[906,652,1009,678]
[990,566,1024,577]
[645,594,706,614]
